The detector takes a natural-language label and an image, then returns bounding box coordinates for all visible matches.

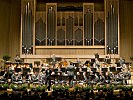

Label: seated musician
[11,71,16,82]
[25,72,31,82]
[17,72,23,83]
[11,72,22,83]
[31,72,39,83]
[0,70,7,82]
[93,58,100,70]
[41,71,45,84]
[15,55,22,63]
[82,64,87,81]
[94,73,99,83]
[9,64,15,79]
[122,64,128,72]
[105,72,111,83]
[119,57,125,67]
[99,72,105,83]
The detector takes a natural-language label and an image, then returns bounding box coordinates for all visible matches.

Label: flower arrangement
[3,55,11,61]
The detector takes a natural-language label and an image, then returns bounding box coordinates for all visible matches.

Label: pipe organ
[20,0,120,62]
[105,0,119,54]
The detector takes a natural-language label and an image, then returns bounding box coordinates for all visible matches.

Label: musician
[82,65,87,81]
[100,73,105,83]
[93,58,100,71]
[105,72,111,83]
[11,71,16,83]
[11,72,22,83]
[15,55,22,63]
[31,72,39,83]
[40,71,45,84]
[119,57,125,66]
[9,64,14,79]
[0,70,8,82]
[94,73,99,83]
[45,67,52,91]
[17,72,23,83]
[25,72,31,83]
[67,62,75,86]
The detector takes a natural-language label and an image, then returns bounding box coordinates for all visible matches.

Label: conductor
[67,62,75,86]
[45,67,52,91]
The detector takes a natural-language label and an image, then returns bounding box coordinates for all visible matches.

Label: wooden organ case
[20,0,120,64]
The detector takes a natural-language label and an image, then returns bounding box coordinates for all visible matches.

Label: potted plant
[30,85,35,91]
[101,85,107,92]
[42,85,47,92]
[52,85,57,91]
[95,85,101,92]
[3,84,9,90]
[3,55,11,62]
[0,84,3,90]
[122,86,132,91]
[74,85,82,92]
[107,85,114,92]
[82,85,92,92]
[130,56,133,61]
[36,85,42,92]
[20,84,27,91]
[64,85,69,92]
[10,84,18,91]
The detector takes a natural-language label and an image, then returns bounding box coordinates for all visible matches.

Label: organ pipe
[106,0,118,54]
[22,1,33,54]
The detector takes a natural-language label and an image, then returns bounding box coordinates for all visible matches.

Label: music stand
[41,68,45,72]
[23,68,30,76]
[15,68,21,72]
[0,71,5,76]
[95,54,99,59]
[54,68,58,75]
[34,61,40,66]
[75,67,79,72]
[102,68,108,72]
[23,68,30,72]
[109,67,116,72]
[89,62,94,67]
[55,57,62,62]
[85,61,90,65]
[73,63,79,67]
[91,59,95,63]
[107,59,111,64]
[116,63,120,67]
[99,58,104,62]
[33,68,39,72]
[117,67,122,72]
[82,68,87,72]
[91,68,97,72]
[61,68,66,72]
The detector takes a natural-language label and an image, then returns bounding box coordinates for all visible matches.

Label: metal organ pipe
[22,2,33,54]
[106,0,118,54]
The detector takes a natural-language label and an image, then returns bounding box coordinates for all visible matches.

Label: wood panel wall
[119,0,133,62]
[0,0,10,58]
[0,0,21,61]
